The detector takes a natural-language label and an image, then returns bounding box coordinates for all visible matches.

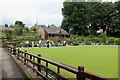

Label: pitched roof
[37,25,69,35]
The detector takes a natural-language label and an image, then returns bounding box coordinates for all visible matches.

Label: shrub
[2,34,12,39]
[53,40,62,45]
[98,33,108,43]
[108,37,115,44]
[5,41,21,46]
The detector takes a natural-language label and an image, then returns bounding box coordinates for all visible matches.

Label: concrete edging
[6,50,39,79]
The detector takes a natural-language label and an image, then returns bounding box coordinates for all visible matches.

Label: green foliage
[14,24,23,36]
[30,26,37,32]
[107,37,120,45]
[23,27,29,32]
[12,21,26,36]
[5,41,21,46]
[15,21,25,28]
[62,2,90,35]
[108,37,115,43]
[50,40,62,45]
[68,35,119,45]
[35,35,41,38]
[62,2,120,37]
[9,24,14,28]
[13,35,41,39]
[98,33,107,43]
[2,34,12,39]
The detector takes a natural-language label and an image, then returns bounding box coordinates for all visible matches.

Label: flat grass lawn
[21,46,118,78]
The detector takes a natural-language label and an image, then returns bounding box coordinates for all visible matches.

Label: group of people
[25,40,50,48]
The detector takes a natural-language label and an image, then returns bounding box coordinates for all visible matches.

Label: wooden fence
[6,45,109,80]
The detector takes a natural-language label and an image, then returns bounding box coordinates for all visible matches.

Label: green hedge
[2,34,12,39]
[4,41,21,46]
[68,36,119,45]
[12,35,41,39]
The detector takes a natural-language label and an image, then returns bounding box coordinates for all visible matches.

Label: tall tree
[62,2,90,35]
[106,1,120,37]
[89,2,115,33]
[62,1,119,37]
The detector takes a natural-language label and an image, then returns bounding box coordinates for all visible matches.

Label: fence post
[8,47,11,52]
[37,54,41,76]
[46,62,48,77]
[30,55,32,60]
[11,47,13,54]
[77,66,85,80]
[24,50,27,65]
[13,47,16,55]
[33,56,35,72]
[57,66,60,80]
[17,49,20,60]
[10,47,12,54]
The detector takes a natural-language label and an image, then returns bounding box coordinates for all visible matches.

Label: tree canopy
[15,21,25,28]
[13,21,25,36]
[62,1,120,37]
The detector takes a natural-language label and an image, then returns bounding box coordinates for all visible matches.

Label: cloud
[1,0,115,27]
[0,0,64,27]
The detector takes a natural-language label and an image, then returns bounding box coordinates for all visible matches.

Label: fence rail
[6,45,109,80]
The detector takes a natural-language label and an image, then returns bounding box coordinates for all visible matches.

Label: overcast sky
[0,0,115,28]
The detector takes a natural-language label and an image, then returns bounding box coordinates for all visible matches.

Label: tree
[62,1,119,37]
[62,2,75,33]
[23,27,29,32]
[13,21,25,36]
[9,24,14,28]
[14,24,23,36]
[105,1,120,37]
[62,2,90,35]
[88,2,115,35]
[15,21,25,28]
[30,26,37,32]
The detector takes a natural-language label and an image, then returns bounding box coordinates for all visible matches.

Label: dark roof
[37,25,69,35]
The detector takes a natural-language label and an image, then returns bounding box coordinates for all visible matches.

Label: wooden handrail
[20,50,78,74]
[20,55,67,80]
[6,45,109,80]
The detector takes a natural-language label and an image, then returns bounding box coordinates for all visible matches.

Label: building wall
[37,27,45,39]
[22,31,36,36]
[0,30,2,36]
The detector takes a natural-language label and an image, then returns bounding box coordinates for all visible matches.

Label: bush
[13,35,41,39]
[5,41,21,46]
[68,35,119,45]
[53,40,62,45]
[98,33,108,43]
[2,34,12,39]
[108,37,115,44]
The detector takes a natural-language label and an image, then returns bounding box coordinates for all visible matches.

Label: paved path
[1,48,27,79]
